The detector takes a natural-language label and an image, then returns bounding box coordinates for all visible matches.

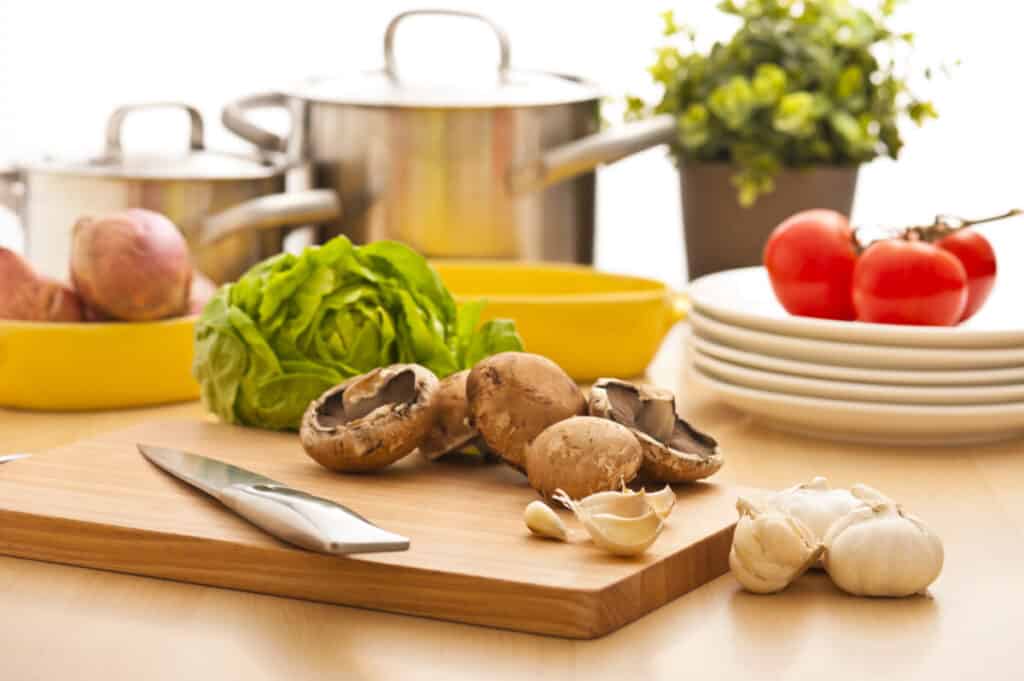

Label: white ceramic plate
[688,266,1024,349]
[690,310,1024,370]
[690,367,1024,446]
[692,349,1024,405]
[692,336,1024,386]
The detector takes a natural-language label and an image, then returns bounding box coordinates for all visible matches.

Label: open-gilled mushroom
[418,369,481,461]
[300,364,439,472]
[588,378,723,482]
[467,352,587,472]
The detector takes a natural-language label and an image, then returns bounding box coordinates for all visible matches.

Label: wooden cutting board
[0,419,739,639]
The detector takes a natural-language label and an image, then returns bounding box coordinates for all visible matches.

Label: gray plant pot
[680,162,859,281]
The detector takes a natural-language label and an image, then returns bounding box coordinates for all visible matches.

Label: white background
[1,0,1022,289]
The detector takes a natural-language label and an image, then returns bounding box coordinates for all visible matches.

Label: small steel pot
[0,102,340,283]
[222,9,675,264]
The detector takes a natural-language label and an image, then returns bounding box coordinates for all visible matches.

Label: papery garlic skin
[642,485,676,520]
[553,488,663,556]
[730,497,824,594]
[823,503,943,597]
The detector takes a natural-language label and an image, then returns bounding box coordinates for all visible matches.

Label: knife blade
[0,454,30,464]
[137,444,409,555]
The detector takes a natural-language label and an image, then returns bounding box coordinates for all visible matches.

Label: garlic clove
[823,502,943,597]
[802,476,830,491]
[849,483,893,505]
[523,500,568,541]
[573,487,648,516]
[762,476,880,546]
[642,485,676,520]
[583,509,663,556]
[729,496,824,594]
[553,488,664,557]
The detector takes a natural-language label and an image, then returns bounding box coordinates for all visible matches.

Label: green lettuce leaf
[193,237,523,431]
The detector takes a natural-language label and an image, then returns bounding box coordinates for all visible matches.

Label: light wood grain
[2,327,1023,679]
[0,418,738,639]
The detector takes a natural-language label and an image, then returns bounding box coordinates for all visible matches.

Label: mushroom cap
[525,416,643,499]
[418,369,477,461]
[467,352,587,471]
[589,378,723,483]
[300,364,439,472]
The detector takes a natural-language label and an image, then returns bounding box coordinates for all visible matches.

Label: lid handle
[105,102,205,155]
[383,9,511,83]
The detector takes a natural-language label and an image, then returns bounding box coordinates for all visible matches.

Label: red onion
[188,272,218,315]
[0,247,83,322]
[70,209,192,321]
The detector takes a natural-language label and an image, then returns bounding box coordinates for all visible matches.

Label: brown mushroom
[466,352,587,471]
[418,370,480,461]
[588,378,723,482]
[525,416,643,499]
[300,364,438,472]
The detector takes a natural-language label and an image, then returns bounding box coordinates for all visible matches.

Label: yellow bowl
[0,263,685,410]
[0,316,199,411]
[434,262,688,380]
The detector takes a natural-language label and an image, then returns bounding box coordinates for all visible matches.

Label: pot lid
[283,10,601,109]
[39,148,281,181]
[33,102,280,180]
[286,68,601,109]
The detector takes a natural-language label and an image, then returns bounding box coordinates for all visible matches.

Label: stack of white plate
[687,266,1024,446]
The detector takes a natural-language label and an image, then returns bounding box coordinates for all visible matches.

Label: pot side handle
[0,165,25,251]
[200,189,342,245]
[222,92,290,153]
[0,164,23,216]
[507,114,677,195]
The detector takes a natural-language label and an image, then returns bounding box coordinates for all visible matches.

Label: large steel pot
[223,9,675,264]
[0,102,340,283]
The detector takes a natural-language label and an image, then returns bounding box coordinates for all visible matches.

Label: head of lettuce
[193,237,523,430]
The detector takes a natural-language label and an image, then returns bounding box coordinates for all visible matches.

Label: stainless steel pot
[0,102,341,283]
[222,9,675,263]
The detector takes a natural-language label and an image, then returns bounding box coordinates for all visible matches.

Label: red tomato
[763,210,858,320]
[852,240,968,326]
[935,228,997,322]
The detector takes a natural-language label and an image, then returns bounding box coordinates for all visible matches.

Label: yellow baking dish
[436,262,688,380]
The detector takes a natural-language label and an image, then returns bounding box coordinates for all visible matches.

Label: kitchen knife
[0,454,30,464]
[137,444,409,555]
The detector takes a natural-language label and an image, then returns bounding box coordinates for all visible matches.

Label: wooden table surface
[2,328,1022,680]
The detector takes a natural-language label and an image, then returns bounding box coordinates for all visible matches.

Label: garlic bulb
[729,497,824,594]
[763,476,887,543]
[553,488,663,556]
[523,501,568,541]
[823,502,943,597]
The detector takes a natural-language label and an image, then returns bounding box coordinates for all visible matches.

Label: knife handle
[217,483,410,555]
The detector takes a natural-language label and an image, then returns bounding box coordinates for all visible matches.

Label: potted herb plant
[628,0,940,279]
